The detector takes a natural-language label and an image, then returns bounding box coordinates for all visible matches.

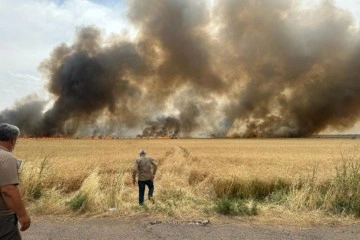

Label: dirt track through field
[22,216,360,240]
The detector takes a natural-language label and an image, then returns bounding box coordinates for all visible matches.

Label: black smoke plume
[1,0,360,137]
[141,116,180,138]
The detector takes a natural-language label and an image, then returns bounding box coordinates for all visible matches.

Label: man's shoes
[149,196,155,204]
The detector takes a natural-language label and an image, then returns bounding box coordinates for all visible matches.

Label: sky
[0,0,129,111]
[1,0,360,135]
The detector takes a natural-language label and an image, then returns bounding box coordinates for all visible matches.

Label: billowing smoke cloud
[141,116,180,138]
[0,95,46,136]
[1,0,360,137]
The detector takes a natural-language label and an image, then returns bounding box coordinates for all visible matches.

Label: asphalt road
[21,216,360,240]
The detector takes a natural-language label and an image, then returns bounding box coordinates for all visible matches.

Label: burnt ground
[22,216,360,240]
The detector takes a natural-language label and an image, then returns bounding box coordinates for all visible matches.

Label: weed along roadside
[14,138,360,225]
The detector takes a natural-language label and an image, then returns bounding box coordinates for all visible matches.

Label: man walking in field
[132,149,157,206]
[0,123,31,239]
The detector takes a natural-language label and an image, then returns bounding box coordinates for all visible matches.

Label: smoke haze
[1,0,360,138]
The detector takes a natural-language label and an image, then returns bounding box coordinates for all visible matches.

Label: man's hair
[139,149,146,156]
[0,123,20,141]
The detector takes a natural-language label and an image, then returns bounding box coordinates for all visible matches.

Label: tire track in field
[158,146,192,166]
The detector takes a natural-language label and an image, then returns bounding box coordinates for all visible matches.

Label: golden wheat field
[13,138,360,224]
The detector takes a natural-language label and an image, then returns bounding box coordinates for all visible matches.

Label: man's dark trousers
[138,180,154,205]
[0,214,21,240]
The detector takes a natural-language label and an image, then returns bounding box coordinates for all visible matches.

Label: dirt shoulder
[22,216,360,240]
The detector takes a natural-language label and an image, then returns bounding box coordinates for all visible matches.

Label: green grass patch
[214,196,257,216]
[212,177,291,200]
[67,192,88,212]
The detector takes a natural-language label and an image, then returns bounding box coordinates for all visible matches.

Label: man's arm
[151,159,158,179]
[132,160,138,185]
[1,184,31,231]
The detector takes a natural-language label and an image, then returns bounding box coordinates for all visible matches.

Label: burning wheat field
[1,0,360,139]
[2,0,360,225]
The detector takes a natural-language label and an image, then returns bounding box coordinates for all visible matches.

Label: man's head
[139,149,146,156]
[0,123,20,152]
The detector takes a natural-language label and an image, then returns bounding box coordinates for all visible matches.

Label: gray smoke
[141,116,180,138]
[1,0,360,137]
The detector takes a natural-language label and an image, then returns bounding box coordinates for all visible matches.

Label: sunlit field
[14,138,360,225]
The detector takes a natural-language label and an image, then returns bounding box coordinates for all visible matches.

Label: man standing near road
[0,123,31,239]
[132,149,157,206]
